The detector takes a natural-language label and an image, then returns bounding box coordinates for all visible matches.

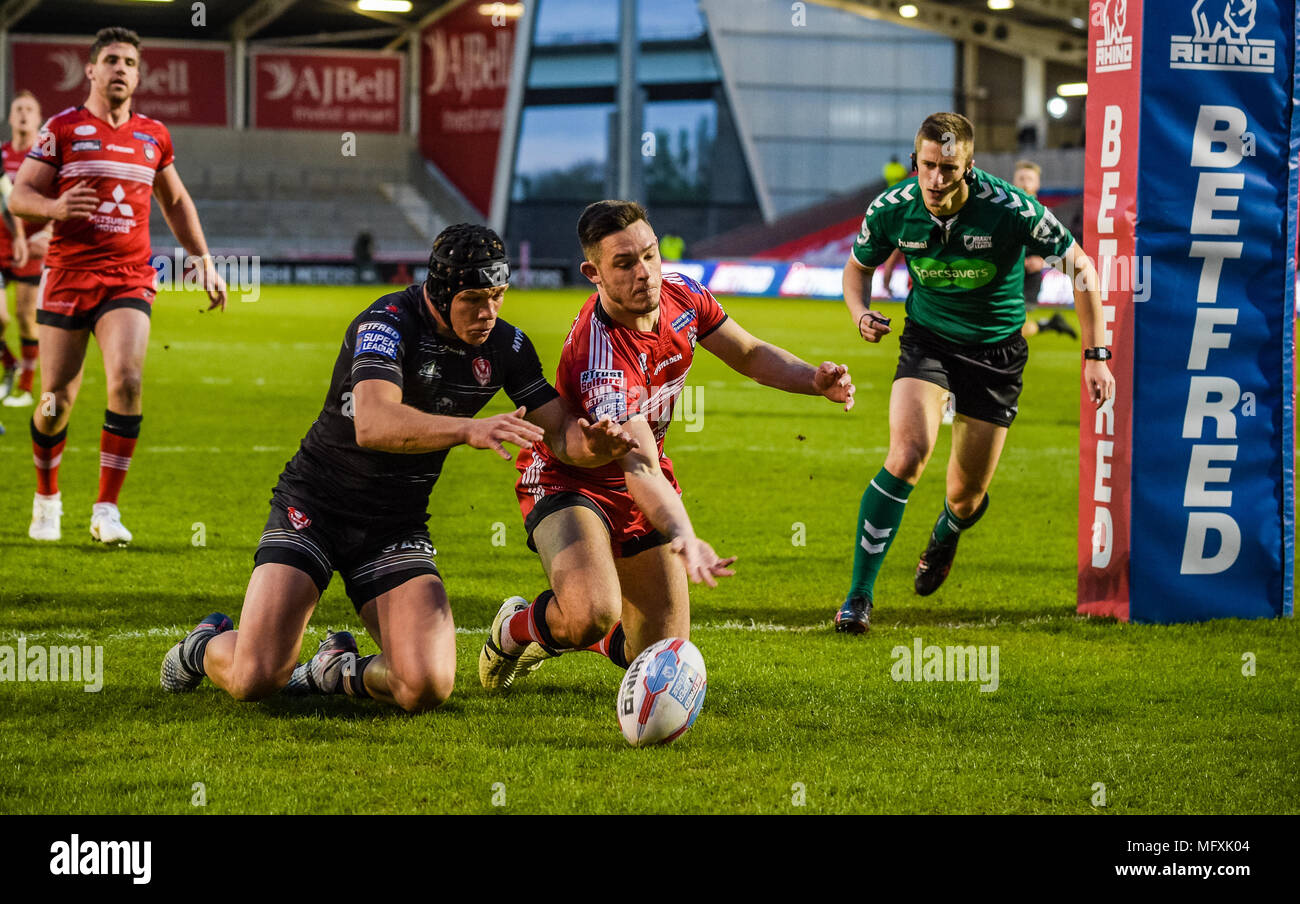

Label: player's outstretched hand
[813,361,855,412]
[203,258,228,312]
[11,235,27,269]
[54,181,98,220]
[579,415,639,459]
[857,310,892,343]
[670,536,737,588]
[1085,360,1115,409]
[466,406,546,460]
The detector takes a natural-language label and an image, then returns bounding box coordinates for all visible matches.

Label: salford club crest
[472,357,492,386]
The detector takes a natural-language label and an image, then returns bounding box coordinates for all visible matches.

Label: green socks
[849,467,914,599]
[931,494,990,546]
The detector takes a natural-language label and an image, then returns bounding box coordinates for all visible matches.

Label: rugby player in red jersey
[478,200,857,689]
[10,27,226,544]
[0,91,48,408]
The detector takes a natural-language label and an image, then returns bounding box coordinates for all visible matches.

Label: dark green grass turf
[1,286,1296,813]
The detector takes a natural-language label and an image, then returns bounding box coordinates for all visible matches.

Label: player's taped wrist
[858,310,890,336]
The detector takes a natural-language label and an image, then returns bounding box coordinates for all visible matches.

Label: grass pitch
[0,285,1296,814]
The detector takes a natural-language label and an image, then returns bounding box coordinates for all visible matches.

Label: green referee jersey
[851,167,1076,344]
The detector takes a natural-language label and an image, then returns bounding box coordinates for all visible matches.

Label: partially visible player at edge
[0,168,24,434]
[478,200,856,690]
[0,91,50,408]
[161,224,638,712]
[835,112,1115,633]
[10,27,227,545]
[1014,159,1077,341]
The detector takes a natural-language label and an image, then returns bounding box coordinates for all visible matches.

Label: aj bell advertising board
[1081,0,1299,622]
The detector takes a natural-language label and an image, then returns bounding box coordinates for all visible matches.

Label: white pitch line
[0,613,1091,644]
[0,446,293,454]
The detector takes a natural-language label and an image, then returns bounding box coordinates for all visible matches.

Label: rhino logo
[1171,0,1273,72]
[1089,0,1127,47]
[1191,0,1255,43]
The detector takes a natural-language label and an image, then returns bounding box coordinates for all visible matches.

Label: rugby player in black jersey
[160,225,636,712]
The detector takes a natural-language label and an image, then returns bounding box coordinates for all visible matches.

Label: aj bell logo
[97,184,133,217]
[1091,0,1132,73]
[1171,0,1275,73]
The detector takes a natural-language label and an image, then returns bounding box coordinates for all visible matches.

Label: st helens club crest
[472,357,492,386]
[287,506,311,530]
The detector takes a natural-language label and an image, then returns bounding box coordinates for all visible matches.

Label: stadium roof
[1,0,459,48]
[814,0,1089,63]
[4,0,1091,55]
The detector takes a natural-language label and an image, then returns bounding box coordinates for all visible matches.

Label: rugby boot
[285,630,359,695]
[161,612,233,692]
[834,593,873,634]
[914,532,961,596]
[479,596,558,691]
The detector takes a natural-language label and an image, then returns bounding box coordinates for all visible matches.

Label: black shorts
[894,319,1028,427]
[0,268,40,286]
[523,490,670,559]
[253,493,439,613]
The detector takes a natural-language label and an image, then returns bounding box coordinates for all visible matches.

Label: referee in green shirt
[835,112,1115,633]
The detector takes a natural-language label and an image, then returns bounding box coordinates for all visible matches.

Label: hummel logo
[96,183,133,217]
[861,519,892,554]
[862,519,892,540]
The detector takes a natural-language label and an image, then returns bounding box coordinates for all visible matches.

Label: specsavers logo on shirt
[909,257,997,289]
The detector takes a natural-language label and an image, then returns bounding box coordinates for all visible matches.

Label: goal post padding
[1080,0,1299,622]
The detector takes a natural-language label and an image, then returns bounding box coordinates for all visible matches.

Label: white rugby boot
[479,595,558,691]
[29,492,62,541]
[90,502,133,545]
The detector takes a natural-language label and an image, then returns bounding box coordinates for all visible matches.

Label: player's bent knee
[885,445,930,482]
[948,490,986,519]
[108,373,144,407]
[391,672,454,713]
[556,593,618,647]
[227,662,293,701]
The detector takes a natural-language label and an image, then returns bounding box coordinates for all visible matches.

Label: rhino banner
[1080,0,1299,622]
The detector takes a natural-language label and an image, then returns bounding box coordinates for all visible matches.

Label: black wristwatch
[1084,347,1112,361]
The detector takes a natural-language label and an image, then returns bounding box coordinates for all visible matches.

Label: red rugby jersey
[26,106,174,270]
[0,139,46,259]
[517,271,728,488]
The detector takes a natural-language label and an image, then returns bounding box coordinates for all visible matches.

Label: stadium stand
[150,127,477,260]
[692,149,1085,264]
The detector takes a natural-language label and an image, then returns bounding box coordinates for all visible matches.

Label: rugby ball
[617,638,707,747]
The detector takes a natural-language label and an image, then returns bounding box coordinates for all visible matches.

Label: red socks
[18,339,36,393]
[31,420,66,496]
[507,589,556,649]
[97,411,142,505]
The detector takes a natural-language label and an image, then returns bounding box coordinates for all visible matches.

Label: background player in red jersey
[0,91,49,409]
[478,200,857,690]
[10,27,226,545]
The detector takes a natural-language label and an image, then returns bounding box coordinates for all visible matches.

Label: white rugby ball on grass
[617,637,707,747]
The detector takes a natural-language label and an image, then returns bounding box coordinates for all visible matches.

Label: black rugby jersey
[273,284,559,523]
